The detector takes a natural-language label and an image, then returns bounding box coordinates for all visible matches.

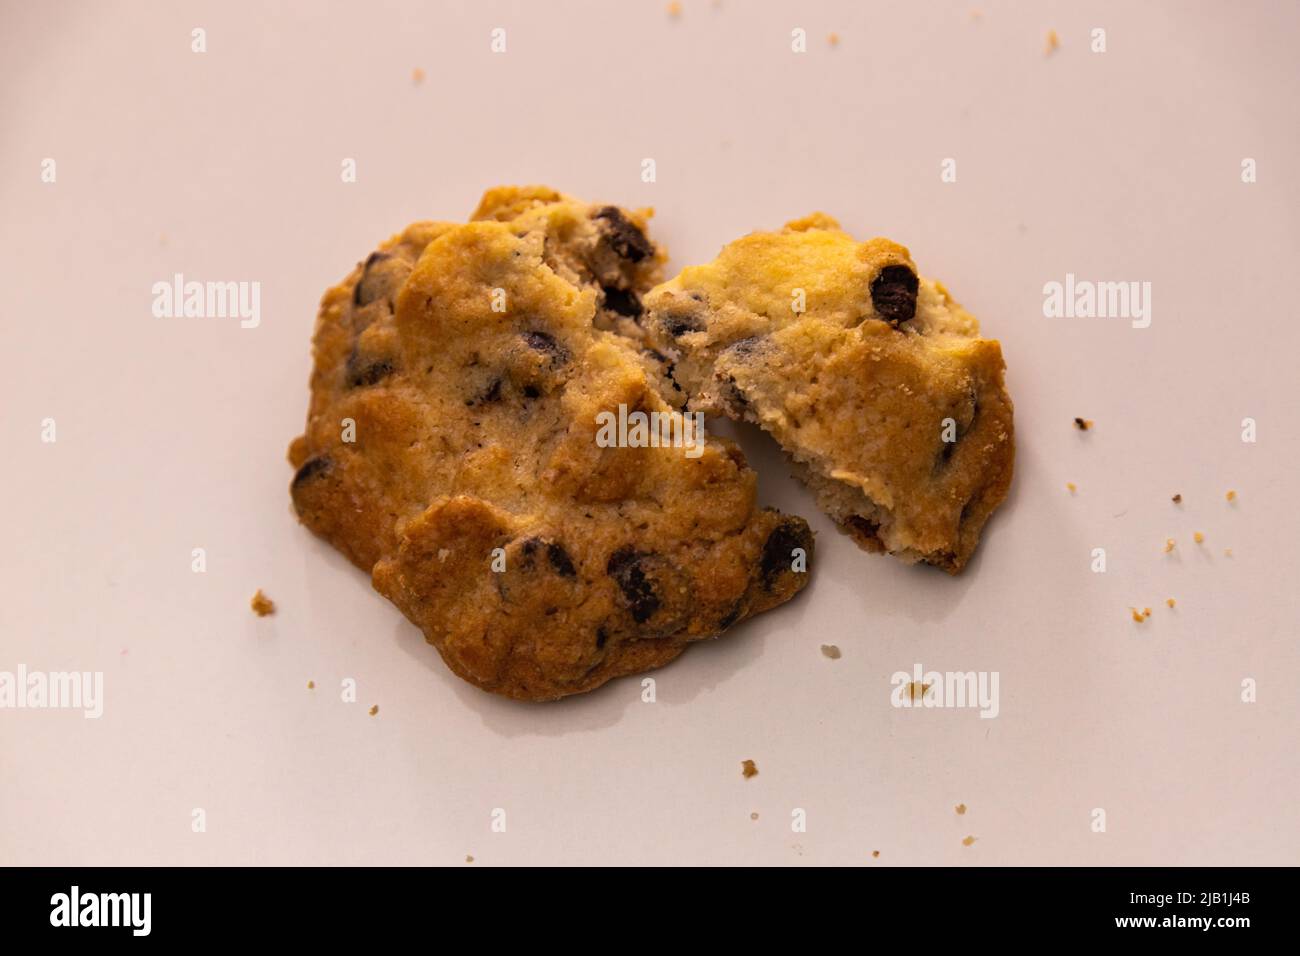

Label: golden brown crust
[288,189,813,700]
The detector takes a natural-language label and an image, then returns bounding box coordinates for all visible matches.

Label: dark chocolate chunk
[869,264,919,324]
[595,627,609,650]
[601,285,643,318]
[520,330,571,365]
[594,206,654,263]
[606,547,661,623]
[547,542,576,577]
[663,313,702,338]
[291,456,332,490]
[353,251,393,306]
[345,350,396,388]
[760,520,811,589]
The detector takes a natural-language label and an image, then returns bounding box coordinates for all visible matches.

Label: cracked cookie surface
[288,188,813,700]
[642,213,1013,573]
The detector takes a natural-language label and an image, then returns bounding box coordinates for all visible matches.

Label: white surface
[2,0,1298,865]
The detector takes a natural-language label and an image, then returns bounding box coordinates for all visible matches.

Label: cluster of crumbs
[741,759,758,779]
[1130,607,1153,623]
[250,589,275,617]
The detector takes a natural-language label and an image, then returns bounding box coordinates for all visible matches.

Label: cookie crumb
[871,850,881,858]
[1164,538,1176,554]
[955,803,967,815]
[1066,482,1077,494]
[307,680,315,690]
[820,644,842,659]
[741,759,758,779]
[750,812,759,821]
[369,705,379,717]
[1143,607,1152,618]
[1193,531,1205,544]
[1073,417,1093,430]
[1172,493,1182,504]
[828,32,840,47]
[1226,489,1237,502]
[1131,608,1146,624]
[1223,548,1233,557]
[465,854,474,863]
[411,67,425,84]
[906,680,932,701]
[1045,29,1060,55]
[666,1,682,17]
[1166,598,1176,609]
[250,589,275,617]
[962,835,977,847]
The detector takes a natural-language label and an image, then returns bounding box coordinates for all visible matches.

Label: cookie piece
[641,213,1013,573]
[288,188,813,700]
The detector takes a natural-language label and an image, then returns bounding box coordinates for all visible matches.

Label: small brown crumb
[1073,417,1093,430]
[1045,29,1060,55]
[1172,494,1182,504]
[741,759,758,779]
[1164,538,1176,554]
[666,1,682,16]
[1223,548,1233,557]
[465,854,474,863]
[250,589,275,617]
[955,803,967,815]
[750,812,759,821]
[828,32,840,47]
[906,680,932,702]
[1166,598,1176,609]
[1193,531,1205,544]
[820,644,842,659]
[368,705,379,717]
[1131,608,1146,623]
[1066,482,1077,494]
[307,680,315,690]
[871,850,881,858]
[962,835,978,847]
[411,67,425,84]
[1143,607,1152,618]
[1226,489,1237,502]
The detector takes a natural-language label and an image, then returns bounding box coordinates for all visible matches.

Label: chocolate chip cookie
[641,213,1013,573]
[287,188,813,700]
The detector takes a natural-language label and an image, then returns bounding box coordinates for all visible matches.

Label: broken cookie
[288,188,813,700]
[642,213,1013,573]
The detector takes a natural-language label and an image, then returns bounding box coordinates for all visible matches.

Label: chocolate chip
[718,601,743,630]
[606,547,660,623]
[520,330,570,365]
[594,206,654,263]
[291,456,332,490]
[663,313,702,337]
[353,251,393,306]
[760,520,811,589]
[547,542,576,577]
[345,350,396,388]
[870,264,918,324]
[601,286,642,318]
[595,627,609,650]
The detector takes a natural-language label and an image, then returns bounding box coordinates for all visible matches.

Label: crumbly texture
[288,187,813,701]
[741,759,758,778]
[642,213,1014,573]
[250,589,275,616]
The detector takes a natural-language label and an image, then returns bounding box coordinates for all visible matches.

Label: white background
[2,0,1297,865]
